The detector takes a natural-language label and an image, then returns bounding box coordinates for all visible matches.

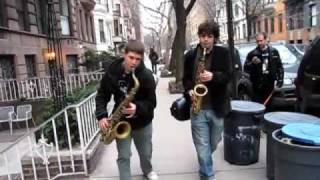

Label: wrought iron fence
[0,71,104,102]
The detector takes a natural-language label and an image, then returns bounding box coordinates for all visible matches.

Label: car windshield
[237,43,297,65]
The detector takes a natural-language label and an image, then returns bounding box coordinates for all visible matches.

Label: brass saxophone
[192,48,208,113]
[101,69,140,144]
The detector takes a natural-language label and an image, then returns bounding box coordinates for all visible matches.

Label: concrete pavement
[66,77,268,180]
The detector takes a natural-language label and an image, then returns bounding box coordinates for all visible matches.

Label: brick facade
[0,0,97,80]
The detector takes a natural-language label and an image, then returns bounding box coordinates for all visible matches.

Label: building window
[99,19,106,42]
[60,0,71,35]
[35,0,48,34]
[25,55,37,78]
[106,0,109,12]
[297,9,304,28]
[243,23,246,38]
[264,18,268,33]
[234,4,239,16]
[278,14,283,32]
[79,9,85,40]
[0,0,7,27]
[119,24,123,35]
[310,4,317,27]
[16,0,30,31]
[271,17,274,33]
[114,4,121,16]
[90,16,95,42]
[257,20,261,33]
[66,55,78,74]
[252,21,256,36]
[0,55,15,79]
[114,19,119,36]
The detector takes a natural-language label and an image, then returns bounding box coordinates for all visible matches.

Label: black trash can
[224,100,265,165]
[273,123,320,180]
[262,112,320,180]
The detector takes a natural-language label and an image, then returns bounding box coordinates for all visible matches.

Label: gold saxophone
[101,69,140,144]
[192,48,208,113]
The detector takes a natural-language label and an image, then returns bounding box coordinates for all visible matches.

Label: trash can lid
[231,100,265,113]
[282,123,320,146]
[263,112,320,125]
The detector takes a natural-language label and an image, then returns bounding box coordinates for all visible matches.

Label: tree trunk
[170,0,187,89]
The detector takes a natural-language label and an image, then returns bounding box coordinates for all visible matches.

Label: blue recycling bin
[262,112,320,180]
[224,100,265,165]
[273,123,320,180]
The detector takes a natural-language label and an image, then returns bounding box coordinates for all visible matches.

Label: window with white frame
[60,0,70,35]
[99,19,106,42]
[310,4,317,27]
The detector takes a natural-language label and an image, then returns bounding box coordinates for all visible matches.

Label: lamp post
[47,0,66,111]
[226,0,237,98]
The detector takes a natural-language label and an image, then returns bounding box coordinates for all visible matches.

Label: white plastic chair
[0,106,15,134]
[12,104,35,133]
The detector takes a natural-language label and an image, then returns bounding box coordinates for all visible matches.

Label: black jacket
[183,45,232,118]
[244,46,284,88]
[95,58,157,130]
[149,52,159,64]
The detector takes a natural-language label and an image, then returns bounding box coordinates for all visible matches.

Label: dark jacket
[149,52,159,64]
[244,46,284,88]
[183,45,232,118]
[95,58,157,130]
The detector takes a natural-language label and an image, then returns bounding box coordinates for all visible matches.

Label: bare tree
[238,0,262,42]
[137,0,171,52]
[170,0,197,92]
[198,0,226,22]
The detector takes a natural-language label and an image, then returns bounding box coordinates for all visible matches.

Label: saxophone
[192,48,208,113]
[100,69,140,144]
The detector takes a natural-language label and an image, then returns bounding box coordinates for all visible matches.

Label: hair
[125,40,145,55]
[255,32,268,40]
[197,20,220,39]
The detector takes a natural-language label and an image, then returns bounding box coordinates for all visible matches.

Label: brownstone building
[0,0,96,81]
[286,0,320,44]
[250,0,287,42]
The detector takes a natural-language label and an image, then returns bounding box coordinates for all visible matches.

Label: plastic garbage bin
[262,112,320,180]
[273,123,320,180]
[224,100,265,165]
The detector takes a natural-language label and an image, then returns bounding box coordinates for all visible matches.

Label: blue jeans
[191,109,224,179]
[116,123,153,180]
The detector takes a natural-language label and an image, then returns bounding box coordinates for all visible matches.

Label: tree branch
[186,0,197,15]
[137,0,169,19]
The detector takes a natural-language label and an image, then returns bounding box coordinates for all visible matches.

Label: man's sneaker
[145,171,158,180]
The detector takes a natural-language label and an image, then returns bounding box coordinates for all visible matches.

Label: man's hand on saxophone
[99,117,111,130]
[121,102,136,118]
[199,70,213,82]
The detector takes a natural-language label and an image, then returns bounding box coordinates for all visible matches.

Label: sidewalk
[69,77,268,180]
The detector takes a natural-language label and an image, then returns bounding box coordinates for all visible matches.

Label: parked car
[235,42,301,107]
[285,43,309,60]
[295,36,320,112]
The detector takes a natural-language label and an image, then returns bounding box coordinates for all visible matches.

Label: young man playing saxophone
[95,40,158,180]
[183,20,232,180]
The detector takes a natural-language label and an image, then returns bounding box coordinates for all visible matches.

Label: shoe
[145,171,159,180]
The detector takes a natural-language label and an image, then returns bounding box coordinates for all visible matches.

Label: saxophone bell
[193,84,208,97]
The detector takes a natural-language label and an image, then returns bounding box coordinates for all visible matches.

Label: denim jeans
[191,109,224,179]
[116,123,153,180]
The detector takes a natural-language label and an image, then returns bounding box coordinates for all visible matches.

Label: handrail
[0,91,98,154]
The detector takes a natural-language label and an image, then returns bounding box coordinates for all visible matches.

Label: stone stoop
[18,134,102,180]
